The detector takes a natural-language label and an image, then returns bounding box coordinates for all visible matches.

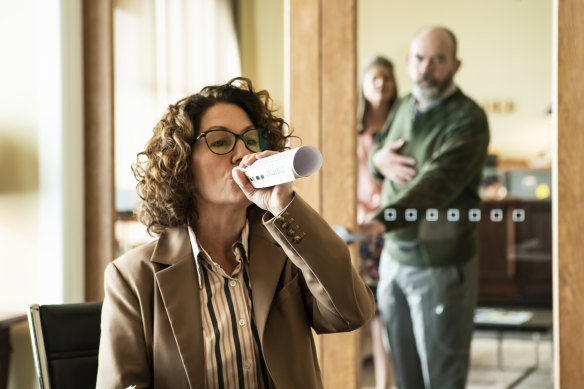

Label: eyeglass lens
[205,129,262,155]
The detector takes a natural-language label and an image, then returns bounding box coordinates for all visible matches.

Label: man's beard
[411,71,454,100]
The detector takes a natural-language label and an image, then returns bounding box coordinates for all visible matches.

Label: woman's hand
[232,150,294,215]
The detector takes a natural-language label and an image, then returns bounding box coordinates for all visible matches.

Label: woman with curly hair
[96,77,375,389]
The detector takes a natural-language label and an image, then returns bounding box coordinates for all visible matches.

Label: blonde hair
[356,56,398,133]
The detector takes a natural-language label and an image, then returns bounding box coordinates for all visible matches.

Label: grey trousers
[376,251,478,389]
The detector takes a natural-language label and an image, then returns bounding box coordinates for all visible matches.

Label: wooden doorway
[555,0,584,387]
[286,0,361,387]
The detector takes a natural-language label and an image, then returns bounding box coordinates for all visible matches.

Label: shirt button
[293,235,302,244]
[282,222,290,229]
[243,361,251,370]
[287,229,295,237]
[238,319,246,327]
[229,280,237,287]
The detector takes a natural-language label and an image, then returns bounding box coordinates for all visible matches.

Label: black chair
[27,302,102,389]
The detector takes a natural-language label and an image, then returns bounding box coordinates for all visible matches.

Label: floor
[361,330,553,389]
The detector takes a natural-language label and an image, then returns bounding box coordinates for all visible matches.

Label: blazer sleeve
[263,194,376,333]
[96,261,153,389]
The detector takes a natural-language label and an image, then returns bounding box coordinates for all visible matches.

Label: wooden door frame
[82,0,116,302]
[555,0,584,387]
[286,0,360,387]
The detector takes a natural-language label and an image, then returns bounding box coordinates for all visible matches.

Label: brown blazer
[96,195,375,389]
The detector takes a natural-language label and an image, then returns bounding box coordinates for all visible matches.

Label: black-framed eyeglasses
[193,127,264,155]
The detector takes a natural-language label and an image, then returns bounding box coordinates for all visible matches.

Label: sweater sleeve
[368,136,386,181]
[367,99,403,181]
[372,108,490,231]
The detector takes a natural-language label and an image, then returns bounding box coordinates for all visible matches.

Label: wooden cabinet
[0,313,27,389]
[477,199,552,308]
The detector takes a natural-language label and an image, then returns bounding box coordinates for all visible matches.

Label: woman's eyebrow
[203,125,229,132]
[204,124,256,133]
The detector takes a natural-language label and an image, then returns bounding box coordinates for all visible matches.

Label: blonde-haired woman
[357,56,398,389]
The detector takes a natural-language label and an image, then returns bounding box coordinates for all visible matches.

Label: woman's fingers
[239,150,277,168]
[232,167,253,193]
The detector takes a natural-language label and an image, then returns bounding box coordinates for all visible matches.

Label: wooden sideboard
[477,199,552,308]
[0,313,27,389]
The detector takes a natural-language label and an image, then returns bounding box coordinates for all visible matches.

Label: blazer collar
[150,227,193,266]
[151,226,205,387]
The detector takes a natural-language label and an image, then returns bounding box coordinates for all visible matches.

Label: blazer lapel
[152,227,204,388]
[247,208,287,339]
[149,212,286,385]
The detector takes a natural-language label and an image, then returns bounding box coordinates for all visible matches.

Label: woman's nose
[231,137,249,164]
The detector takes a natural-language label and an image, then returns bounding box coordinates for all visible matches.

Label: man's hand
[373,138,417,184]
[358,219,387,241]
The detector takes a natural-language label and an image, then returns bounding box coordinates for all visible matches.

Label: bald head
[407,26,461,101]
[413,26,458,60]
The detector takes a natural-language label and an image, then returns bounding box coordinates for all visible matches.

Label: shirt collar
[187,221,250,289]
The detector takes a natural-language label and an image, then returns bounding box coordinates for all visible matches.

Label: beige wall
[236,0,285,116]
[237,0,552,161]
[358,0,552,162]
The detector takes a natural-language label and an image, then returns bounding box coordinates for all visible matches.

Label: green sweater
[369,89,490,267]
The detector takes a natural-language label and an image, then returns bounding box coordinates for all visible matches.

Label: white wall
[0,0,39,309]
[0,0,84,387]
[358,0,553,162]
[0,2,39,387]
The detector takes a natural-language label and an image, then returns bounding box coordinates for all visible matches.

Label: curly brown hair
[133,77,291,236]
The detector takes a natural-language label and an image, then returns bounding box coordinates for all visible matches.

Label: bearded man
[360,26,490,389]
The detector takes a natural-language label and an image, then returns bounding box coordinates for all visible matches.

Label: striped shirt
[188,223,272,389]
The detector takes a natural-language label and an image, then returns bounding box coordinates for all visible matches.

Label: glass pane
[357,1,552,387]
